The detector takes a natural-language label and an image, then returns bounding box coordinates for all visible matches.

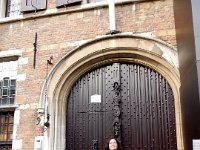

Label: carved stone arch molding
[39,34,183,150]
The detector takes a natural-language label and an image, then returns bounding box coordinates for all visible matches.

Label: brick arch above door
[39,34,183,150]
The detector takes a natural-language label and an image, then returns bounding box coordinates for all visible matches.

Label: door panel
[66,63,177,150]
[120,64,177,150]
[66,65,115,150]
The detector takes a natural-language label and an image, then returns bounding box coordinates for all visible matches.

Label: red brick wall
[0,0,176,50]
[0,0,177,149]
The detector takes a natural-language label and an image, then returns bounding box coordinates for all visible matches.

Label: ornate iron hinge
[113,81,121,142]
[112,63,121,142]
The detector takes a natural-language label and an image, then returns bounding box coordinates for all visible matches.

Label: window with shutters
[56,0,106,7]
[86,0,104,3]
[0,111,14,150]
[56,0,82,7]
[0,0,20,18]
[21,0,47,12]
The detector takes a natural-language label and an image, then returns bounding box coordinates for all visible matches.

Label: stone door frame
[39,34,183,150]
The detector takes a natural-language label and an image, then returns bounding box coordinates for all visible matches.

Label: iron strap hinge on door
[112,63,122,142]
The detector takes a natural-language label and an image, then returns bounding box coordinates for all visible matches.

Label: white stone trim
[17,74,26,81]
[0,0,6,18]
[0,49,22,58]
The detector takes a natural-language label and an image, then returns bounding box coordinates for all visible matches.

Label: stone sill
[0,0,154,24]
[0,49,22,58]
[0,105,19,110]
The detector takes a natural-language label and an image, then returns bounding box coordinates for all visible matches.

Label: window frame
[0,57,17,107]
[56,0,82,7]
[0,54,19,149]
[21,0,47,12]
[0,77,16,106]
[0,0,7,18]
[0,0,21,19]
[0,111,14,149]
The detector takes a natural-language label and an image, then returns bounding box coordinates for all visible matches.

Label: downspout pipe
[107,0,120,34]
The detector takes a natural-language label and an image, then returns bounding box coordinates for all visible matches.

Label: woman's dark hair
[105,138,123,150]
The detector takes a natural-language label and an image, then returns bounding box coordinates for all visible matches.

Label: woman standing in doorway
[105,138,123,150]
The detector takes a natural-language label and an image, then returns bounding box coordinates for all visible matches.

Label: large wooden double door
[66,63,177,150]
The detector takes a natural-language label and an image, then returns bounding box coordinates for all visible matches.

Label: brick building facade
[0,0,198,149]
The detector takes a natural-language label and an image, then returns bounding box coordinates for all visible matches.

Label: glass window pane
[2,125,7,132]
[2,89,8,96]
[2,132,7,140]
[10,80,16,87]
[0,133,3,140]
[0,115,6,123]
[9,88,15,96]
[9,98,14,105]
[7,133,13,140]
[0,125,4,132]
[0,111,14,147]
[2,98,8,105]
[8,125,13,132]
[8,116,13,124]
[3,79,9,87]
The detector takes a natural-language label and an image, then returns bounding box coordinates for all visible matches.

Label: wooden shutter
[56,0,82,7]
[21,0,47,12]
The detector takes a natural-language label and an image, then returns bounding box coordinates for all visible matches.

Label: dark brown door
[66,63,177,150]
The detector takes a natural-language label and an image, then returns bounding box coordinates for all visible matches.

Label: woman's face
[109,139,118,150]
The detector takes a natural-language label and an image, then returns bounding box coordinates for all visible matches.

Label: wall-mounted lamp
[47,56,53,65]
[44,114,50,128]
[36,108,45,125]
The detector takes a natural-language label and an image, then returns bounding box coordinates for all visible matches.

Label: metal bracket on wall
[33,32,37,69]
[35,108,44,125]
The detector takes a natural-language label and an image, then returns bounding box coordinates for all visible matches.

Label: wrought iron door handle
[92,140,98,150]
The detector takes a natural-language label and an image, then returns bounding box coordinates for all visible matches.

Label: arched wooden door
[66,63,177,150]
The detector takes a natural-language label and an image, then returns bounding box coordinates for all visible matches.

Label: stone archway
[39,34,183,150]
